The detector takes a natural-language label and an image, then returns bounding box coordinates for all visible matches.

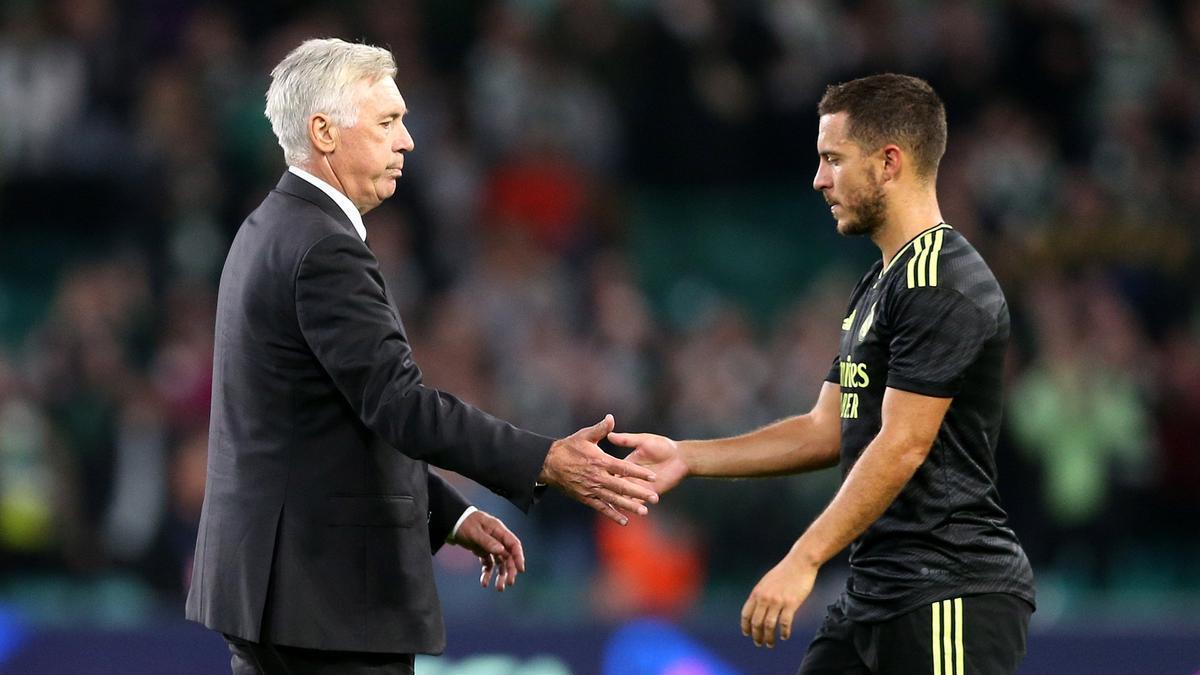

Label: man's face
[326,77,413,214]
[812,112,886,237]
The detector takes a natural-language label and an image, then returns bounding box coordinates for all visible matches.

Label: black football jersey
[824,222,1035,621]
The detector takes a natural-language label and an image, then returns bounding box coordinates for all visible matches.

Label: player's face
[325,77,414,214]
[813,112,887,237]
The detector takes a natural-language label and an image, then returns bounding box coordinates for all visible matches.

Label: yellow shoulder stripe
[907,229,945,289]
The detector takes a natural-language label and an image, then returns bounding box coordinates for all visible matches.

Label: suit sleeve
[295,232,552,511]
[426,470,470,553]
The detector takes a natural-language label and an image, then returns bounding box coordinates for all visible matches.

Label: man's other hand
[449,509,524,592]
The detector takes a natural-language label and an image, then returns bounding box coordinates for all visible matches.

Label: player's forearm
[790,432,930,566]
[681,414,840,478]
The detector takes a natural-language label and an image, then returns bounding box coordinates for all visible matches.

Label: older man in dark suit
[185,38,658,675]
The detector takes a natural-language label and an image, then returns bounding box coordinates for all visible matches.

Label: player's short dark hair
[818,74,947,179]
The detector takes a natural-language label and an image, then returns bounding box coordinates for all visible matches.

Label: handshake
[452,413,685,591]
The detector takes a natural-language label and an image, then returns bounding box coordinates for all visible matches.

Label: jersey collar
[879,222,952,279]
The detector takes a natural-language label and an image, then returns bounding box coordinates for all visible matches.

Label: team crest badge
[858,303,876,342]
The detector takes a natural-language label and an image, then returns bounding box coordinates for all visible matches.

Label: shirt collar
[287,165,367,242]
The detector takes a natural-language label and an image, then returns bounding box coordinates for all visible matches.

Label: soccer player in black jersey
[609,74,1035,674]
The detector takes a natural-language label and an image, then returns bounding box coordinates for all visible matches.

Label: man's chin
[836,219,866,237]
[375,179,398,199]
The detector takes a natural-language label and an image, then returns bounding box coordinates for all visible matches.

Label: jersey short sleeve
[886,287,995,398]
[826,355,841,384]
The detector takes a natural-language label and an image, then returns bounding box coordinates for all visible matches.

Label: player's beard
[837,177,887,238]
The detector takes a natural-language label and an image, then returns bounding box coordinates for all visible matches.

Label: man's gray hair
[265,38,397,166]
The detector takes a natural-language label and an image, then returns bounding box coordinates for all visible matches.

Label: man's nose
[396,126,414,153]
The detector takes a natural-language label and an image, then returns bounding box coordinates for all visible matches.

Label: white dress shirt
[449,506,478,542]
[288,165,367,242]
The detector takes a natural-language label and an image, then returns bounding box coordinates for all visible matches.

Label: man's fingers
[503,554,519,590]
[487,519,526,574]
[626,476,656,493]
[577,414,615,443]
[501,527,525,573]
[598,490,650,517]
[589,497,631,526]
[469,514,526,593]
[474,530,505,557]
[599,471,658,506]
[603,455,658,485]
[480,555,496,588]
[495,563,508,592]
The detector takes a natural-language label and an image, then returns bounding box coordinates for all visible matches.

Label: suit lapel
[273,171,361,240]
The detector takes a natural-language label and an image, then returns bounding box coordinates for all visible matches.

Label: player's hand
[449,509,524,592]
[606,431,689,496]
[741,553,819,648]
[538,414,659,525]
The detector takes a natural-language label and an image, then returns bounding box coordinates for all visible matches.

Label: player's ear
[879,144,903,183]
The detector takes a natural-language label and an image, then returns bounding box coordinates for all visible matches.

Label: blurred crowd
[1,0,1199,625]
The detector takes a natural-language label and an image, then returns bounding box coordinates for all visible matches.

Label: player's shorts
[797,592,1032,675]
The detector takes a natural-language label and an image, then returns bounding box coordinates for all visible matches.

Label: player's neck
[873,189,944,268]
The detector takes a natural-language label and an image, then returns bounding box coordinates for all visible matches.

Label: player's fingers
[750,601,770,647]
[626,477,656,492]
[602,454,658,487]
[762,606,780,648]
[606,432,647,448]
[740,596,755,637]
[779,603,796,642]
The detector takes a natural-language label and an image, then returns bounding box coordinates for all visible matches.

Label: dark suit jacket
[185,171,552,654]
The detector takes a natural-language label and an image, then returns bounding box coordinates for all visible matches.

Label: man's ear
[309,113,338,155]
[879,144,903,183]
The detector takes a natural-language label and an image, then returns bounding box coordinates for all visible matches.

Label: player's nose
[813,168,831,192]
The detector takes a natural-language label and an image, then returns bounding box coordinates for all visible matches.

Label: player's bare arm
[608,381,842,495]
[740,387,952,648]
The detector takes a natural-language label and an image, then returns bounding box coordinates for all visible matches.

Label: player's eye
[381,120,393,129]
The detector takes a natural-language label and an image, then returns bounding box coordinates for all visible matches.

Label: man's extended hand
[741,552,819,648]
[606,431,689,496]
[449,509,524,592]
[538,414,659,525]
